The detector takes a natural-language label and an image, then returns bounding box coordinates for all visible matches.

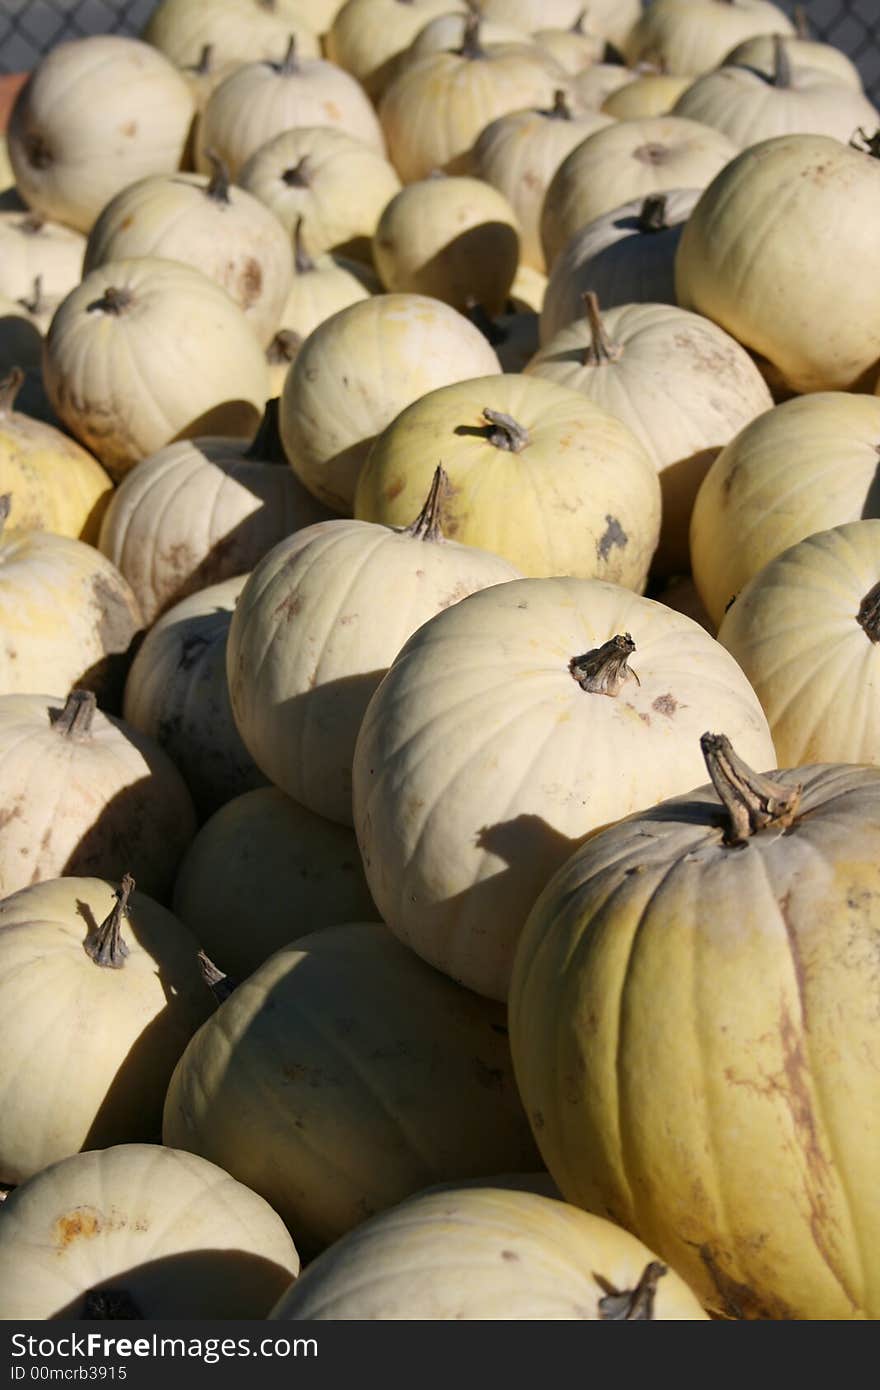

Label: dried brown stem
[84,874,135,970]
[598,1261,667,1320]
[204,150,232,204]
[582,290,622,365]
[49,689,97,737]
[700,732,801,845]
[570,633,639,696]
[482,408,529,452]
[857,579,880,642]
[404,465,447,542]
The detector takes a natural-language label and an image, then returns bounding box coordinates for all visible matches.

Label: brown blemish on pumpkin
[119,215,134,232]
[652,693,678,716]
[696,1242,791,1320]
[501,1249,519,1262]
[25,131,52,169]
[274,593,302,621]
[596,515,627,561]
[385,477,405,502]
[55,1208,102,1248]
[633,142,669,165]
[121,121,138,138]
[238,258,263,308]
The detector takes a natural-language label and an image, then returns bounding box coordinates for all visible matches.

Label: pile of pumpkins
[0,0,878,1323]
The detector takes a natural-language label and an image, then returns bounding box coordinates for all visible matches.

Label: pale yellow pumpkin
[173,786,380,978]
[571,63,637,110]
[326,0,466,102]
[675,134,880,395]
[525,296,773,574]
[378,17,566,181]
[372,175,520,314]
[227,470,521,824]
[355,374,661,587]
[624,0,794,76]
[602,73,692,119]
[352,575,775,999]
[689,393,880,626]
[195,39,386,179]
[471,93,612,273]
[43,258,270,481]
[541,116,737,270]
[404,12,528,70]
[8,36,195,234]
[482,0,641,51]
[723,33,863,91]
[238,124,402,264]
[98,400,330,625]
[0,210,84,310]
[278,293,501,513]
[672,37,879,148]
[540,188,702,341]
[0,369,111,543]
[532,15,605,77]
[509,262,547,311]
[271,1185,707,1319]
[144,0,321,69]
[0,689,196,901]
[163,921,542,1255]
[122,577,267,818]
[83,160,293,348]
[0,874,211,1184]
[717,521,880,767]
[0,504,142,709]
[0,1144,300,1320]
[509,735,880,1319]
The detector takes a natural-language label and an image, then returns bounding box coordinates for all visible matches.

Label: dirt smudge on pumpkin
[500,1249,519,1262]
[697,1242,791,1320]
[384,477,405,502]
[55,1208,104,1249]
[238,259,263,309]
[652,693,678,716]
[596,515,627,561]
[274,593,302,621]
[121,121,138,138]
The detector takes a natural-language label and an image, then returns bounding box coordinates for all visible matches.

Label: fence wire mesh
[1,0,879,100]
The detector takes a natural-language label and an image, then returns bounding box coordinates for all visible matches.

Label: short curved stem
[49,689,97,737]
[857,579,880,642]
[700,733,801,845]
[772,34,792,88]
[598,1262,667,1320]
[0,493,11,533]
[638,193,670,233]
[546,89,572,120]
[482,408,529,452]
[582,290,622,365]
[83,874,135,970]
[267,328,302,366]
[282,157,310,188]
[570,633,639,696]
[17,273,46,317]
[86,286,133,316]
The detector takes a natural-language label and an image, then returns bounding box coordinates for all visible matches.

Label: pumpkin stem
[84,874,135,970]
[571,9,587,35]
[276,34,299,75]
[82,1289,143,1319]
[17,273,46,317]
[582,290,622,365]
[598,1261,667,1320]
[772,35,792,88]
[190,43,214,76]
[465,298,505,347]
[857,579,880,642]
[20,211,45,234]
[794,6,810,39]
[700,733,802,845]
[49,688,97,737]
[459,12,486,60]
[850,127,880,159]
[198,949,236,1004]
[546,89,572,120]
[293,215,314,273]
[404,465,448,542]
[282,156,310,188]
[482,408,529,452]
[0,368,24,415]
[637,193,670,232]
[204,150,232,204]
[244,397,286,463]
[570,633,639,696]
[267,328,302,370]
[86,286,134,316]
[0,493,11,533]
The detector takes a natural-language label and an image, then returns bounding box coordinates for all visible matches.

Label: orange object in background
[0,73,27,132]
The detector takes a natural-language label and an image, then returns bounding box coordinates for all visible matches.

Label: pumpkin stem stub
[0,493,11,532]
[191,43,214,76]
[851,127,880,159]
[772,35,792,88]
[483,408,529,452]
[198,949,236,1004]
[282,157,311,188]
[245,397,286,464]
[570,633,639,696]
[571,9,587,35]
[582,291,622,365]
[857,579,880,642]
[50,689,97,738]
[546,89,573,120]
[700,732,802,845]
[204,150,232,204]
[638,193,669,233]
[84,874,135,970]
[404,465,448,542]
[459,12,487,60]
[277,35,299,76]
[598,1261,667,1320]
[293,215,315,274]
[17,273,46,317]
[20,212,46,235]
[794,5,810,39]
[0,368,24,415]
[82,1288,143,1319]
[86,286,134,317]
[267,328,302,370]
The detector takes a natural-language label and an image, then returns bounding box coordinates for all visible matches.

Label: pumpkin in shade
[271,1185,707,1320]
[465,301,540,374]
[510,262,548,313]
[278,293,501,513]
[510,733,880,1320]
[378,15,566,182]
[717,521,880,767]
[351,575,775,1001]
[0,210,84,311]
[0,689,197,901]
[7,36,195,234]
[723,33,863,91]
[238,125,401,265]
[122,578,267,819]
[0,1145,300,1321]
[144,0,321,69]
[540,116,737,270]
[325,0,466,102]
[43,258,270,482]
[372,175,520,315]
[0,874,211,1184]
[227,468,520,825]
[97,399,329,626]
[471,92,612,274]
[540,189,701,341]
[0,500,142,710]
[525,294,773,575]
[601,73,692,119]
[163,921,542,1256]
[82,157,293,349]
[0,369,112,543]
[354,375,661,588]
[689,393,880,627]
[623,0,794,76]
[672,37,879,149]
[0,304,54,422]
[173,787,380,979]
[195,38,386,179]
[675,133,880,395]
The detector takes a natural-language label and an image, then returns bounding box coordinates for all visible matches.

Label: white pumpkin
[403,12,528,69]
[0,210,84,311]
[601,73,692,119]
[7,36,195,234]
[723,33,863,91]
[352,575,776,999]
[326,0,466,102]
[0,1145,300,1320]
[43,258,270,481]
[272,219,374,352]
[227,468,521,824]
[532,15,605,77]
[144,0,322,69]
[478,0,641,50]
[571,63,637,110]
[624,0,795,76]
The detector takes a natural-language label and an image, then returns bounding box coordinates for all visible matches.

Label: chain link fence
[1,0,879,99]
